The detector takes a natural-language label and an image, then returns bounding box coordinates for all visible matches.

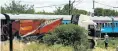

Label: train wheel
[89,39,95,49]
[14,31,21,40]
[1,35,8,41]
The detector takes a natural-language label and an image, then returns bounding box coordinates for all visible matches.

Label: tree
[54,7,63,15]
[36,10,54,15]
[54,4,72,15]
[54,4,88,15]
[94,8,118,16]
[1,1,35,14]
[72,8,87,15]
[43,24,89,51]
[94,8,104,16]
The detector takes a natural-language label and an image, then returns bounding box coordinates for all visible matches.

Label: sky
[0,0,118,12]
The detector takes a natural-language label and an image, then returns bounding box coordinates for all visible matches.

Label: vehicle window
[111,23,113,27]
[108,23,110,27]
[116,23,118,27]
[102,23,104,27]
[114,23,116,27]
[88,25,94,29]
[99,23,101,27]
[105,23,107,27]
[97,23,99,27]
[106,23,108,27]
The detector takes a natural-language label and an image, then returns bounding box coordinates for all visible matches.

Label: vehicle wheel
[1,35,8,41]
[89,39,95,49]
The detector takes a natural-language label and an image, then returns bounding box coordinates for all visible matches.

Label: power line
[69,0,71,15]
[93,0,95,17]
[73,0,82,7]
[72,0,76,4]
[95,1,115,8]
[34,0,82,8]
[35,3,67,8]
[69,0,79,15]
[21,0,82,8]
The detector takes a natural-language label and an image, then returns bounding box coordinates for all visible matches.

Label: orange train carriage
[12,18,63,37]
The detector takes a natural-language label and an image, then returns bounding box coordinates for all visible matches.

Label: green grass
[20,37,118,51]
[2,38,118,51]
[96,37,118,48]
[24,43,74,51]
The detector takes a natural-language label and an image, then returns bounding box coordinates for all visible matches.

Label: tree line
[94,8,118,16]
[1,1,35,14]
[1,1,118,16]
[54,4,87,15]
[0,1,88,15]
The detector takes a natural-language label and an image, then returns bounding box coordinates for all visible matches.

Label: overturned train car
[0,14,63,41]
[1,14,98,42]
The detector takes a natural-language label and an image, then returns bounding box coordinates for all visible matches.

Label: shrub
[43,33,58,45]
[43,24,89,51]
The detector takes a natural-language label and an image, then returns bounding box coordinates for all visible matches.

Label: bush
[43,33,58,45]
[43,24,89,51]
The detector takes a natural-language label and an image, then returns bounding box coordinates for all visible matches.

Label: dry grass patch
[1,40,73,51]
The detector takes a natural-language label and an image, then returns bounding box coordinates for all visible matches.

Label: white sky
[0,0,118,12]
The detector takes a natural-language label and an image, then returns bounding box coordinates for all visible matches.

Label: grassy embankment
[1,38,118,51]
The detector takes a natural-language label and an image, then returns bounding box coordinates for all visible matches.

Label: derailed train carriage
[1,14,118,49]
[1,14,98,48]
[1,14,97,40]
[1,14,63,41]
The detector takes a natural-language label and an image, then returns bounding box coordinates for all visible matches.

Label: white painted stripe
[0,14,71,20]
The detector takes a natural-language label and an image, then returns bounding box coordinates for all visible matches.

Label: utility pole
[93,0,97,40]
[69,0,71,15]
[71,0,75,15]
[93,0,95,17]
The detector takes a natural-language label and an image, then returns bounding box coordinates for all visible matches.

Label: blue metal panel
[114,27,118,32]
[101,22,118,33]
[62,20,71,24]
[101,27,113,33]
[101,27,118,33]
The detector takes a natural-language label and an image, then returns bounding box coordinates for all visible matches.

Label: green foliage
[72,8,88,15]
[54,7,64,15]
[1,1,35,14]
[36,10,54,15]
[43,33,58,45]
[43,24,89,51]
[94,8,104,16]
[54,4,88,15]
[94,8,118,16]
[24,43,74,51]
[97,37,118,48]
